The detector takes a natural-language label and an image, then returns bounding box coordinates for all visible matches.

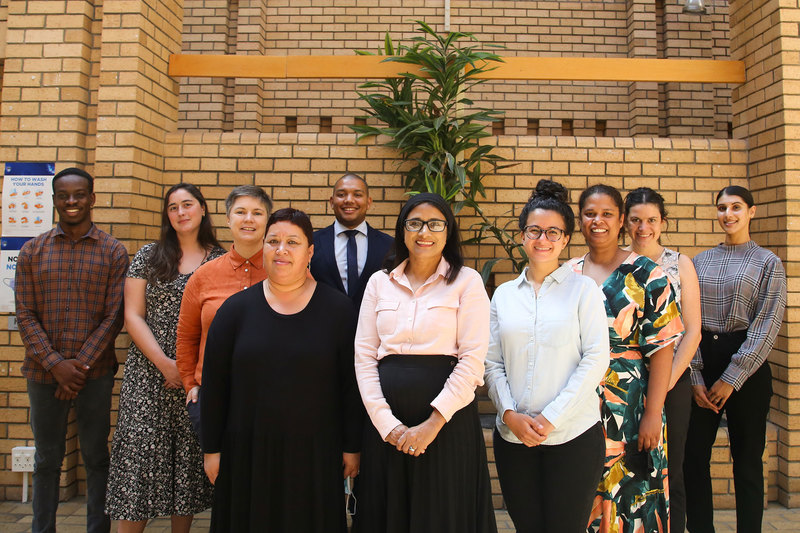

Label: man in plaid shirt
[15,168,128,533]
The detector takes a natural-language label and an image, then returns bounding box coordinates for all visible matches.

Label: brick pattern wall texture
[728,0,800,506]
[0,132,769,504]
[1,0,799,511]
[176,0,735,137]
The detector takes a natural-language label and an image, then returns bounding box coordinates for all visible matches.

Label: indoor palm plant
[351,21,526,282]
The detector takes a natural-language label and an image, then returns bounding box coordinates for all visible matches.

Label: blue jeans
[28,371,113,533]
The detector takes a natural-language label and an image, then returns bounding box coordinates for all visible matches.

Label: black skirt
[352,355,497,533]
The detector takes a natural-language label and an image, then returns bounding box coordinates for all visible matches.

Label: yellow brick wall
[176,0,734,137]
[1,0,798,511]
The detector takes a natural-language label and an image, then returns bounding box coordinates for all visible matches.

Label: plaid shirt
[692,240,787,390]
[15,224,129,383]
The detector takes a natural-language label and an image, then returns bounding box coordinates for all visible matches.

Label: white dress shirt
[484,264,610,446]
[334,220,368,290]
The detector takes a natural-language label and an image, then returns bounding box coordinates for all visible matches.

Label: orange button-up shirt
[176,247,266,392]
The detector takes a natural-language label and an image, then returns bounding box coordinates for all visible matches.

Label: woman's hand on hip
[398,409,446,457]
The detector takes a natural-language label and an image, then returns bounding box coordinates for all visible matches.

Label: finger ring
[409,446,416,452]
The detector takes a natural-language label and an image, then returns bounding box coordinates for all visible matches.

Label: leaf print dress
[568,253,683,533]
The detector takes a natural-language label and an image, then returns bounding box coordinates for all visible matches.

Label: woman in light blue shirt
[484,179,610,533]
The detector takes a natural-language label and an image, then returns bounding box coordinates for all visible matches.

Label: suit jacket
[311,223,394,309]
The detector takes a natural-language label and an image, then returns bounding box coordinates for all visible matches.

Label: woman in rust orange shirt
[176,185,272,438]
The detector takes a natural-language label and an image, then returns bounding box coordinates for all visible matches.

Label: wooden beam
[168,54,745,84]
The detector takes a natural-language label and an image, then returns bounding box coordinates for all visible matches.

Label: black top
[200,282,363,532]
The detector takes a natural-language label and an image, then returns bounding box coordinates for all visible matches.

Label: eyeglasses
[404,218,447,232]
[523,225,565,242]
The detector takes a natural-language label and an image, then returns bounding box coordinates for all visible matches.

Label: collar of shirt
[334,219,368,238]
[717,240,756,253]
[389,257,449,292]
[227,245,264,270]
[515,263,572,290]
[54,223,100,241]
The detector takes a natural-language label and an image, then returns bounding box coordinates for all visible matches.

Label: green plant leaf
[352,21,524,284]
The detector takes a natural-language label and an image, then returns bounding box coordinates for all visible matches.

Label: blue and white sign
[1,162,55,311]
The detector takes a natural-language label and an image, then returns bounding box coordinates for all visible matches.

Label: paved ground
[1,498,798,532]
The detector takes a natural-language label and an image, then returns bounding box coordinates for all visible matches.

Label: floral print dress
[107,242,225,520]
[568,252,683,533]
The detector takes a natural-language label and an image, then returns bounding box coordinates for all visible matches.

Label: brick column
[729,0,800,507]
[94,0,184,243]
[178,0,237,130]
[233,0,268,131]
[662,2,715,137]
[0,0,98,167]
[626,0,659,136]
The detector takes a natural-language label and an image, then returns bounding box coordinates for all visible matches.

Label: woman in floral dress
[107,183,224,532]
[568,184,684,533]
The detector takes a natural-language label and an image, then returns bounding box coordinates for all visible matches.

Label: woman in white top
[624,187,701,533]
[484,180,610,533]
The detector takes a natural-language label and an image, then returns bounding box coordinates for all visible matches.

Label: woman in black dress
[201,208,363,532]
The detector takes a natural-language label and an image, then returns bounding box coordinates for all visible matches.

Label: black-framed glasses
[404,218,447,232]
[523,225,565,242]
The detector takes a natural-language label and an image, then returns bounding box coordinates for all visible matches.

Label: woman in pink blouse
[353,193,497,533]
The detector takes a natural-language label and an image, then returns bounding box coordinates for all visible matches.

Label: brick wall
[176,0,734,137]
[1,0,799,511]
[728,0,800,506]
[0,131,766,502]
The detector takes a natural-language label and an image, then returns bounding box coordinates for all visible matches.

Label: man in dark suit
[311,173,393,309]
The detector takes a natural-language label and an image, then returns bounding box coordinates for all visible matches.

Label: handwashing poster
[1,163,55,312]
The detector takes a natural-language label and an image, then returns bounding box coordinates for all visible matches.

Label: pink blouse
[354,258,490,439]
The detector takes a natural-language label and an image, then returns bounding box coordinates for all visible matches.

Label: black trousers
[493,422,604,533]
[684,330,772,533]
[664,368,692,533]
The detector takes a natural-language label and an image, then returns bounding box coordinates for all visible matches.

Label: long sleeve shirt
[354,258,490,440]
[485,265,610,446]
[176,246,266,392]
[15,224,129,383]
[692,241,787,389]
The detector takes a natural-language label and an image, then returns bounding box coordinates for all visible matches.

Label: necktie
[344,230,359,297]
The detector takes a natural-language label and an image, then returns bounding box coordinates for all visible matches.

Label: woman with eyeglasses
[484,180,609,533]
[684,186,786,533]
[200,208,363,532]
[568,184,683,533]
[353,193,496,533]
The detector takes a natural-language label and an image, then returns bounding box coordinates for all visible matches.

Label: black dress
[201,282,363,533]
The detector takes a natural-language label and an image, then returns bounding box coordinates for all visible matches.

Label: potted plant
[351,21,525,283]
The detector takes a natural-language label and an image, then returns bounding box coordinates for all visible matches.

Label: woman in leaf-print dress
[107,183,224,532]
[567,184,683,533]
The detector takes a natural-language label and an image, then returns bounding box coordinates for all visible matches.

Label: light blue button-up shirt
[484,263,610,446]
